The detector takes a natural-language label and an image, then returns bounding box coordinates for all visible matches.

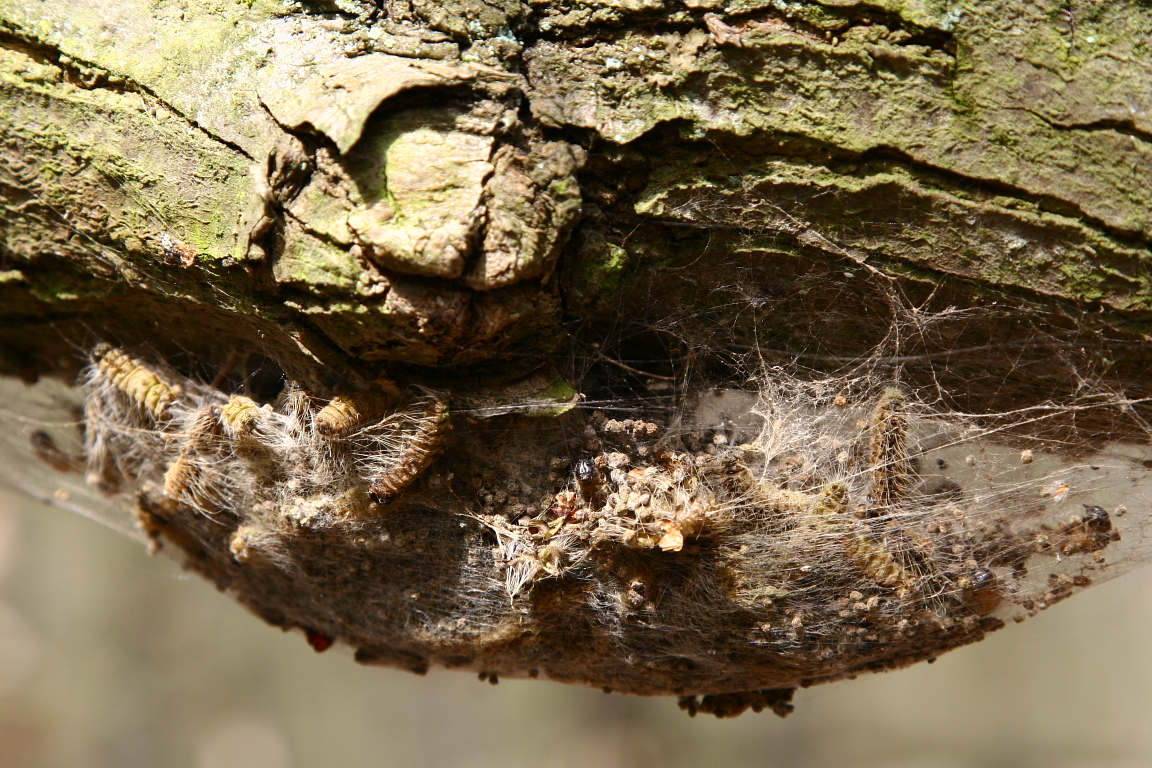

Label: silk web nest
[9,314,1151,719]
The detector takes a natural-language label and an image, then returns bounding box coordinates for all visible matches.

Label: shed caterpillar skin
[92,343,181,420]
[368,394,451,504]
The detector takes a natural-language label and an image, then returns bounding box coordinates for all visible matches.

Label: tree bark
[2,0,1150,716]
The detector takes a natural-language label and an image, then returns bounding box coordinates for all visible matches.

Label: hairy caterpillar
[867,387,912,514]
[806,481,913,591]
[92,343,180,420]
[219,394,263,438]
[367,395,451,504]
[843,526,912,590]
[315,380,402,435]
[162,404,224,510]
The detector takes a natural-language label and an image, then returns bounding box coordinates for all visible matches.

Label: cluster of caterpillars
[64,347,1125,718]
[83,344,450,531]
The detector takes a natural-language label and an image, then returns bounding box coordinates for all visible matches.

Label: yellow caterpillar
[220,395,262,437]
[315,380,402,435]
[93,343,181,419]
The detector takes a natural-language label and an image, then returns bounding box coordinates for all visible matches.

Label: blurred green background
[1,487,1150,768]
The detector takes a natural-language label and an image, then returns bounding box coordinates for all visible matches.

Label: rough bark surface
[2,0,1151,715]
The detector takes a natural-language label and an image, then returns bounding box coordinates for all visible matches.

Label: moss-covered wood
[3,0,1150,375]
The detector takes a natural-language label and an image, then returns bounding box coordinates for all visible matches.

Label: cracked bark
[2,0,1152,712]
